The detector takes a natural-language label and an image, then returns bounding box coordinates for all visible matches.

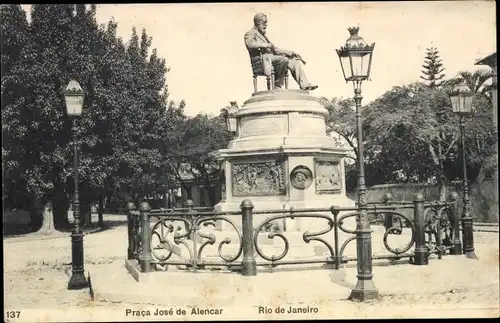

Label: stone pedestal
[213,89,355,231]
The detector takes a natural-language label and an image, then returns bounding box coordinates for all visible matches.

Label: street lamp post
[65,80,89,290]
[222,101,239,139]
[336,26,378,301]
[449,81,478,259]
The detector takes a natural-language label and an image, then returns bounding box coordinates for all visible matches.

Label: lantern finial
[347,26,359,36]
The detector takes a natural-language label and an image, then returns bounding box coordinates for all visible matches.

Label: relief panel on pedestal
[232,160,285,196]
[314,158,342,194]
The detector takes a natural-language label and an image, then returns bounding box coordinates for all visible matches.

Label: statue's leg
[272,55,288,88]
[287,59,311,90]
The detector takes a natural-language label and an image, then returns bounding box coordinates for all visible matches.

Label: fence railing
[126,192,474,276]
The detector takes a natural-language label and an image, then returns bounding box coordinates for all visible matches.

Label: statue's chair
[250,49,288,93]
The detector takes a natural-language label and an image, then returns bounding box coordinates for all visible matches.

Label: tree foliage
[420,46,446,88]
[323,97,358,161]
[164,111,231,204]
[323,46,495,200]
[323,78,495,198]
[2,5,181,229]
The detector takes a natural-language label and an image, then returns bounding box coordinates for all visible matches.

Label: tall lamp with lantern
[336,27,378,301]
[449,80,478,259]
[223,101,239,138]
[65,80,89,290]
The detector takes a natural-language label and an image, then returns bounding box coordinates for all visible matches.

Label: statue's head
[253,13,268,34]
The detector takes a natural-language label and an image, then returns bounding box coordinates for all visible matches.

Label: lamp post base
[348,279,379,302]
[465,250,478,259]
[68,231,88,290]
[450,242,462,255]
[68,270,88,290]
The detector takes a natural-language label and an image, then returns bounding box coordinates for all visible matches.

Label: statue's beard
[258,27,266,35]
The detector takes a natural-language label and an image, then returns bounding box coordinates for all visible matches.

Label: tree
[456,70,496,186]
[364,82,462,199]
[364,78,495,200]
[322,95,430,186]
[2,5,176,232]
[2,5,82,232]
[420,46,446,88]
[2,4,31,211]
[323,97,358,162]
[106,27,170,207]
[164,112,231,205]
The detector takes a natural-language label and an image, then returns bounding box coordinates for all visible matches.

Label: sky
[22,2,496,117]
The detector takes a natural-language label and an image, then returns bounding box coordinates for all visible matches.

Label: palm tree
[457,70,497,221]
[457,70,494,95]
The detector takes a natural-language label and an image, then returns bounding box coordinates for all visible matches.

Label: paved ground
[3,214,499,321]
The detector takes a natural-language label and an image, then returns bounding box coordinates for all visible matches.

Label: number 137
[6,311,21,319]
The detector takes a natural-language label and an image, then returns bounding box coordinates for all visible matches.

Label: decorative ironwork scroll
[149,212,243,270]
[424,203,453,257]
[232,161,285,196]
[314,159,342,194]
[380,211,416,254]
[131,198,461,275]
[253,212,335,262]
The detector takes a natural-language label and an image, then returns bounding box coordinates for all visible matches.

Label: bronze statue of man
[244,13,318,91]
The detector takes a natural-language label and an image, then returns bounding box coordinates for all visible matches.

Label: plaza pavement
[3,214,499,321]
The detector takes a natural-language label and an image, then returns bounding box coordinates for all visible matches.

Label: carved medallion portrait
[290,165,313,190]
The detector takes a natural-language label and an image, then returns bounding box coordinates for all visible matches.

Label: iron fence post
[186,199,195,241]
[139,201,152,272]
[185,199,198,269]
[382,192,393,229]
[435,216,443,260]
[241,199,257,276]
[331,207,341,270]
[126,202,136,260]
[413,193,428,265]
[448,192,462,255]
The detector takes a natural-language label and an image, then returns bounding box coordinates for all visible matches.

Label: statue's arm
[244,31,270,50]
[275,47,294,57]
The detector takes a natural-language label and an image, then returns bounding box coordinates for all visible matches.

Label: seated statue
[244,13,318,91]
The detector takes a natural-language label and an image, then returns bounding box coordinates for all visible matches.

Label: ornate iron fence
[126,192,469,275]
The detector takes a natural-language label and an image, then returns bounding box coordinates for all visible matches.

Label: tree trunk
[179,182,192,201]
[80,197,92,227]
[437,162,447,201]
[436,139,447,201]
[28,195,42,229]
[36,201,57,235]
[98,193,104,227]
[104,191,111,213]
[85,202,92,227]
[207,186,216,207]
[53,182,70,230]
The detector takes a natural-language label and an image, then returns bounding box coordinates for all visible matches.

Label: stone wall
[347,179,498,223]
